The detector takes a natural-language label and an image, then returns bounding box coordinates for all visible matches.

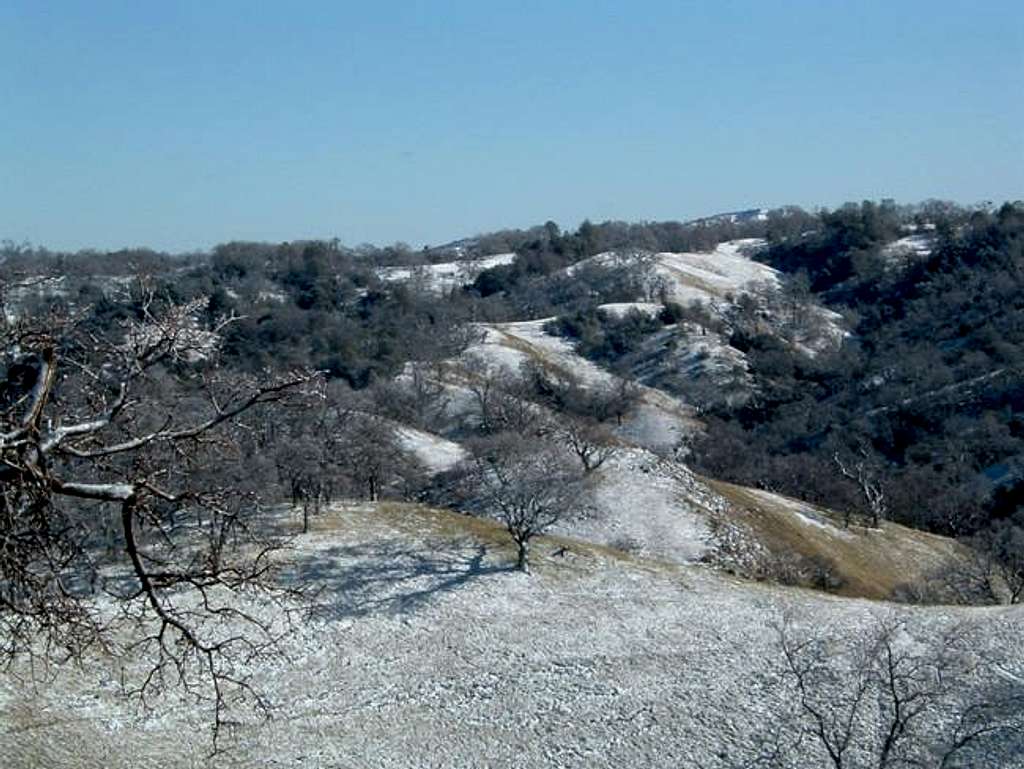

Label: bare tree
[273,382,427,523]
[274,403,348,533]
[463,354,546,435]
[402,361,452,431]
[340,412,425,502]
[462,353,506,434]
[969,520,1024,604]
[458,432,583,572]
[521,358,639,427]
[0,280,320,743]
[606,375,642,426]
[756,614,1024,768]
[562,416,618,473]
[276,436,334,532]
[832,443,889,528]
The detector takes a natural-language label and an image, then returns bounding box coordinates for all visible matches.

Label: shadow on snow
[284,539,511,620]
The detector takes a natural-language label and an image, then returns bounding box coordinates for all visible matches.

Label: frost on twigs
[122,296,224,364]
[0,281,322,749]
[740,613,1024,768]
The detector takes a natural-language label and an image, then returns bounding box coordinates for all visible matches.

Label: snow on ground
[558,449,719,562]
[745,488,853,538]
[595,302,662,318]
[652,238,777,305]
[460,322,554,378]
[472,319,616,387]
[3,502,1021,769]
[882,233,934,264]
[395,425,467,474]
[567,238,776,308]
[624,324,754,413]
[458,319,699,453]
[805,304,848,348]
[256,289,288,303]
[615,386,700,456]
[654,240,845,357]
[376,253,516,293]
[565,239,845,357]
[665,326,749,378]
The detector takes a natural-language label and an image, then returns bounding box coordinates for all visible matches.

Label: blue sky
[1,1,1021,252]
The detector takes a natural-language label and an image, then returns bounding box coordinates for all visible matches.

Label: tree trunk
[581,452,593,473]
[517,539,530,573]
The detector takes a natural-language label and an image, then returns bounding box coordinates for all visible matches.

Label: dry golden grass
[491,328,576,379]
[707,479,970,600]
[658,264,723,297]
[311,500,683,581]
[309,482,967,603]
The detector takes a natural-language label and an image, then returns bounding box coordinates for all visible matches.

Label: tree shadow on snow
[286,540,510,620]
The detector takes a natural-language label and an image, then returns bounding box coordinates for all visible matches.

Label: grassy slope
[708,479,970,600]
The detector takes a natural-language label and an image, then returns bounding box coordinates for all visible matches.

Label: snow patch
[562,449,719,562]
[882,234,934,262]
[746,488,853,538]
[376,253,516,293]
[395,426,467,475]
[596,302,663,318]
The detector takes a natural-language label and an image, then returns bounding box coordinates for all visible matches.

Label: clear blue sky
[2,1,1021,253]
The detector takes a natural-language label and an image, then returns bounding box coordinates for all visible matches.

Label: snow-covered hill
[651,238,779,305]
[556,448,720,563]
[457,319,698,455]
[566,238,777,307]
[566,238,845,358]
[389,327,970,597]
[3,502,1018,768]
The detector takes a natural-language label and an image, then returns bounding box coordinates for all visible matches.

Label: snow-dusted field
[395,425,467,474]
[557,449,718,562]
[3,502,1021,768]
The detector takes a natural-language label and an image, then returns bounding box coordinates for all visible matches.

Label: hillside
[696,201,1024,551]
[2,502,1020,769]
[4,201,1024,767]
[0,219,988,597]
[708,481,971,600]
[376,252,517,294]
[565,238,778,306]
